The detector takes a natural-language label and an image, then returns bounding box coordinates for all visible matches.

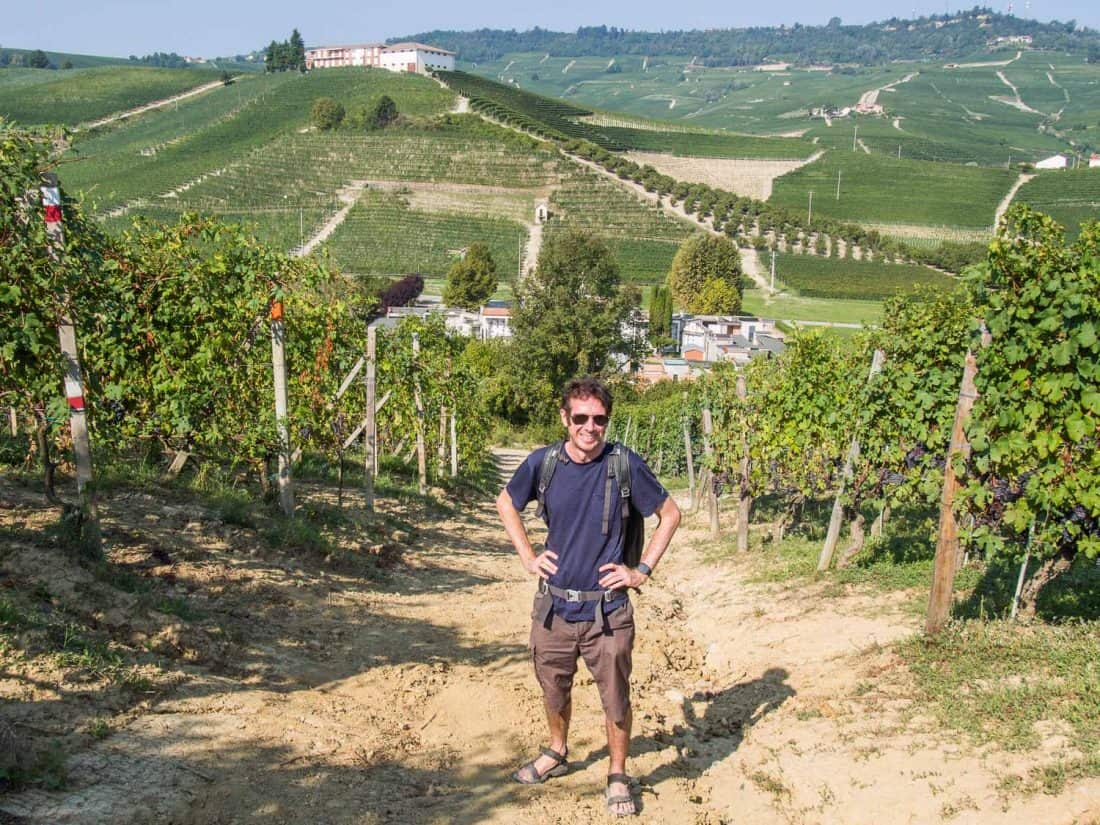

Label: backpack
[534,440,646,567]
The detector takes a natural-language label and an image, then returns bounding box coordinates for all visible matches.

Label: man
[496,377,681,817]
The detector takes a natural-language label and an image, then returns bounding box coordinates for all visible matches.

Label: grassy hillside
[1012,167,1100,239]
[439,69,814,159]
[0,66,223,125]
[60,69,456,212]
[0,49,132,69]
[472,50,1097,168]
[769,151,1017,230]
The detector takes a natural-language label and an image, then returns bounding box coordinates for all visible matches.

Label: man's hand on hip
[598,563,648,590]
[526,549,559,577]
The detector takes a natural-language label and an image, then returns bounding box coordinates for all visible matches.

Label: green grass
[770,150,1018,229]
[321,189,527,276]
[900,621,1100,792]
[741,287,883,326]
[1012,168,1100,240]
[771,251,956,300]
[0,66,223,125]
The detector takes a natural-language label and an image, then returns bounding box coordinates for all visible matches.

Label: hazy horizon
[4,1,1098,60]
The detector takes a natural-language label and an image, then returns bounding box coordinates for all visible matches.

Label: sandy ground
[1,452,1097,824]
[623,152,822,201]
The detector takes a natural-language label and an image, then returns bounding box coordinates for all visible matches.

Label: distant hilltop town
[305,42,455,74]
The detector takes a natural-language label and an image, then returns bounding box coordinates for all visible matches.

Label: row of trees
[614,206,1098,615]
[566,138,987,274]
[310,95,398,131]
[404,10,1099,66]
[0,49,54,69]
[265,29,306,73]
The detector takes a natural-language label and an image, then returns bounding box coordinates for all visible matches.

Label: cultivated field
[1012,167,1100,239]
[319,189,528,276]
[770,251,956,301]
[0,66,223,125]
[625,150,821,199]
[769,151,1018,229]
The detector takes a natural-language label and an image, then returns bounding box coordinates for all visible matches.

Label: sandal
[605,773,637,817]
[511,746,569,785]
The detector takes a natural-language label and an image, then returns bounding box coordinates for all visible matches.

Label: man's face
[559,394,609,459]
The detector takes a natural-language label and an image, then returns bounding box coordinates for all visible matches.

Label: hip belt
[534,578,625,633]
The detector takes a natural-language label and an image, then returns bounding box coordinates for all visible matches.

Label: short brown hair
[560,377,613,416]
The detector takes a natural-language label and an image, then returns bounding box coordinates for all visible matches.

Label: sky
[5,0,1098,58]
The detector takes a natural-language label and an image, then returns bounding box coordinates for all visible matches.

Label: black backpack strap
[603,443,632,537]
[534,440,564,523]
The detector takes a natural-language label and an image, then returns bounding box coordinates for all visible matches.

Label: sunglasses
[570,413,609,427]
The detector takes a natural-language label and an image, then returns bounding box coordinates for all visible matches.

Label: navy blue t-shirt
[507,441,668,622]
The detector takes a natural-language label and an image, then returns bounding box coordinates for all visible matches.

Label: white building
[305,41,454,74]
[379,42,456,74]
[1089,154,1100,169]
[305,43,385,69]
[1035,154,1068,170]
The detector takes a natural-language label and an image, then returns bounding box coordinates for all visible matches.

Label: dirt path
[79,80,228,131]
[993,172,1036,230]
[293,182,366,257]
[2,452,1098,823]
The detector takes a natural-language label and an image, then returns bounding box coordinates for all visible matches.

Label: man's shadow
[577,667,795,807]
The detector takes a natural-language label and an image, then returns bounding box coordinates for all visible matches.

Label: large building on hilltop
[305,41,455,73]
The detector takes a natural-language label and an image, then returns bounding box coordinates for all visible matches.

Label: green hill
[0,65,225,126]
[1012,167,1100,238]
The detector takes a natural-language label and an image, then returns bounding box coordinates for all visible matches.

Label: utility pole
[836,168,842,201]
[807,190,813,224]
[852,125,858,151]
[770,249,776,292]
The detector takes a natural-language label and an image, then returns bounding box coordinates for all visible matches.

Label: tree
[311,97,344,131]
[443,242,497,310]
[289,29,306,72]
[667,234,743,314]
[648,284,674,348]
[512,230,636,421]
[694,277,740,314]
[370,95,398,129]
[379,273,424,311]
[28,50,50,69]
[220,70,233,85]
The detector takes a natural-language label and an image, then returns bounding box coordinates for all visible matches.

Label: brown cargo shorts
[529,593,635,724]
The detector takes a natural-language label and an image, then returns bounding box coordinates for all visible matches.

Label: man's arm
[496,488,558,578]
[598,494,681,589]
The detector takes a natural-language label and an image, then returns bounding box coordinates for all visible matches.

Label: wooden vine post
[701,408,719,536]
[438,406,447,478]
[363,323,377,511]
[818,349,885,572]
[925,349,980,635]
[449,411,458,478]
[269,299,294,516]
[682,392,695,508]
[411,333,427,496]
[41,173,101,547]
[736,373,751,553]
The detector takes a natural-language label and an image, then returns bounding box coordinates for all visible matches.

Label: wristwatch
[635,562,653,577]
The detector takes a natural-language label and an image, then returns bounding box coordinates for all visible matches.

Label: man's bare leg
[606,708,634,815]
[525,701,571,777]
